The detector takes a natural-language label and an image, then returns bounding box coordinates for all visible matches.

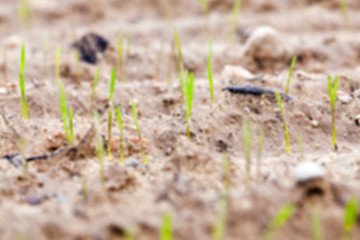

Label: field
[1,0,360,239]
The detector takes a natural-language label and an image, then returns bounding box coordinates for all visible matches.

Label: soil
[1,0,360,239]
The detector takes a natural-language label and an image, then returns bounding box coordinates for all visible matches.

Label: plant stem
[284,56,297,95]
[275,91,290,154]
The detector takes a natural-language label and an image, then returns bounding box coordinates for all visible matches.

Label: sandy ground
[1,0,360,239]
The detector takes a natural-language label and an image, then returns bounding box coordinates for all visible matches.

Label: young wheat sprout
[243,117,252,185]
[94,111,105,187]
[275,91,290,154]
[107,68,117,159]
[184,71,195,140]
[261,203,296,240]
[328,75,339,150]
[131,98,147,164]
[19,43,29,120]
[284,56,297,95]
[342,197,358,240]
[160,212,173,240]
[115,106,125,164]
[208,38,214,105]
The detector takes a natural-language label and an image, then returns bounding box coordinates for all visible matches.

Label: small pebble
[293,162,325,183]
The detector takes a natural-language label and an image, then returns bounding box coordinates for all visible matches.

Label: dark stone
[72,33,109,64]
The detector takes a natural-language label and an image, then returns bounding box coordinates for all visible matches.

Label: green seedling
[74,49,80,81]
[19,43,29,120]
[208,38,214,105]
[160,212,173,240]
[342,197,358,240]
[90,69,100,114]
[58,80,74,145]
[243,117,252,185]
[81,173,88,199]
[166,44,173,84]
[275,91,290,154]
[261,203,296,240]
[311,208,323,240]
[155,42,164,81]
[94,111,105,187]
[69,107,74,144]
[284,56,297,95]
[18,0,32,26]
[3,45,8,84]
[229,0,242,43]
[118,33,125,83]
[115,106,125,164]
[199,0,208,15]
[107,68,117,159]
[124,228,135,240]
[297,134,304,161]
[184,71,195,140]
[328,75,339,151]
[55,46,61,85]
[257,128,265,183]
[19,137,27,174]
[222,153,230,192]
[339,0,349,23]
[43,34,48,80]
[173,30,184,94]
[212,193,228,240]
[131,98,147,164]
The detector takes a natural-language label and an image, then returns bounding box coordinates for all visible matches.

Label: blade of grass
[115,106,125,164]
[311,208,323,240]
[342,197,358,240]
[58,79,72,145]
[243,117,252,185]
[19,43,29,120]
[229,0,242,43]
[94,111,105,188]
[261,203,296,240]
[257,128,265,183]
[328,75,339,150]
[90,69,100,114]
[208,38,214,105]
[160,212,173,240]
[131,98,147,164]
[107,68,117,159]
[212,193,228,240]
[275,91,290,154]
[69,107,74,144]
[339,0,349,23]
[284,56,297,95]
[55,46,61,85]
[118,33,125,83]
[184,71,194,140]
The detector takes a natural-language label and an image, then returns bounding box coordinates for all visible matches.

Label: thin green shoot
[3,45,8,84]
[43,34,48,80]
[124,228,135,240]
[208,38,214,105]
[257,128,265,183]
[155,42,164,81]
[19,137,27,174]
[18,0,32,27]
[342,197,358,240]
[261,203,296,240]
[55,46,61,85]
[339,0,349,23]
[58,80,73,145]
[115,106,125,164]
[74,49,80,81]
[118,33,125,83]
[69,107,74,145]
[94,111,105,188]
[243,117,252,185]
[19,43,29,120]
[229,0,242,43]
[184,71,195,140]
[284,56,297,95]
[107,68,117,159]
[166,44,173,84]
[173,31,184,99]
[90,69,100,114]
[311,208,323,240]
[328,75,339,151]
[160,212,173,240]
[212,193,228,240]
[173,30,184,67]
[222,153,230,192]
[81,173,88,199]
[131,98,147,164]
[199,0,208,15]
[275,91,290,154]
[297,134,304,161]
